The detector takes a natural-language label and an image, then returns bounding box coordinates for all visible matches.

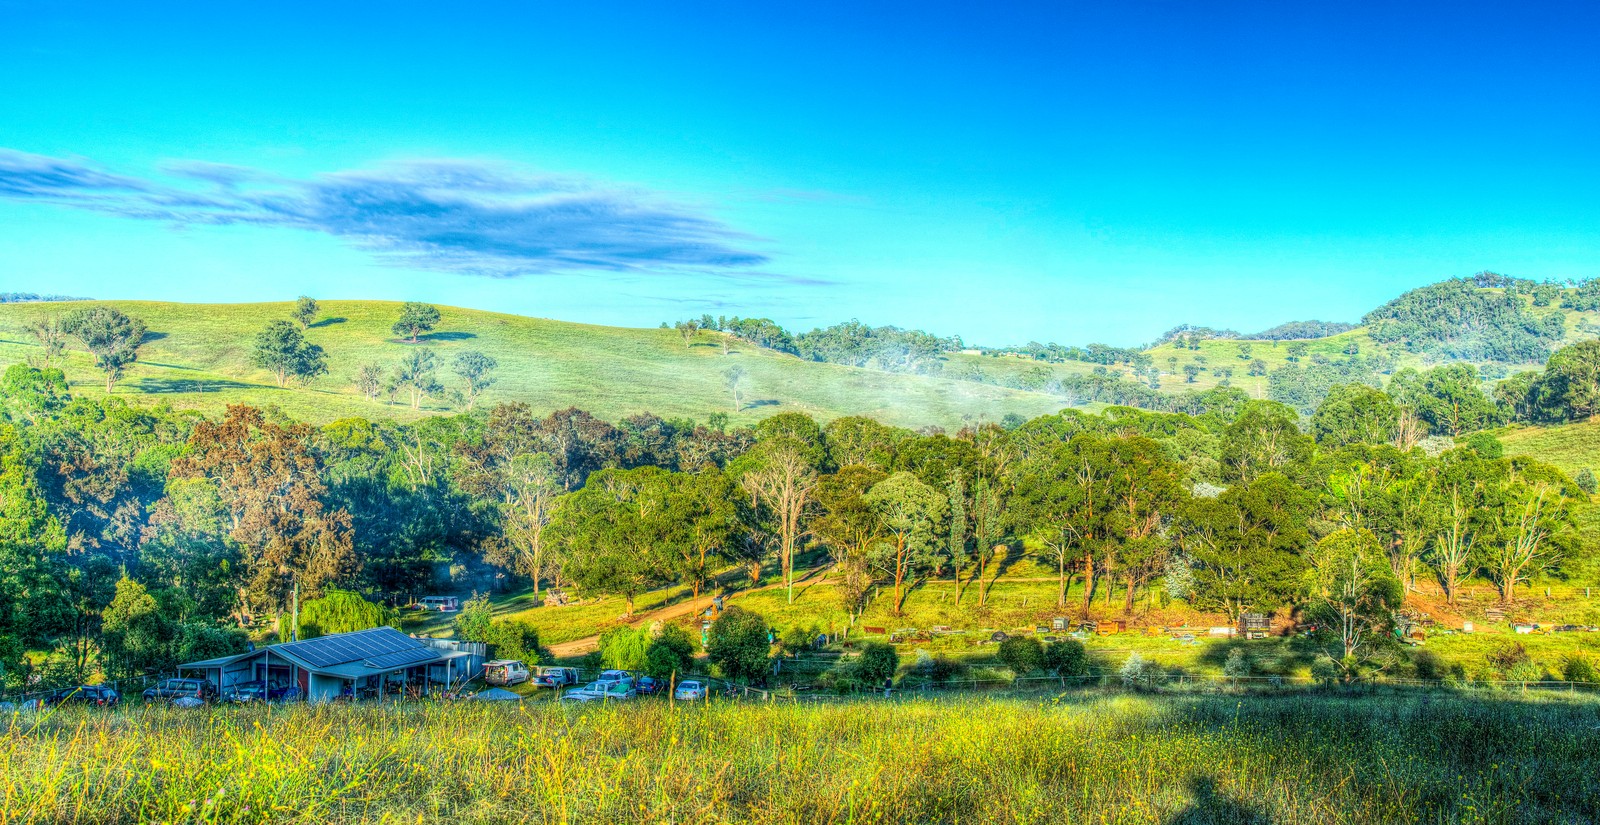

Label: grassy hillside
[1503,418,1600,479]
[0,300,1071,428]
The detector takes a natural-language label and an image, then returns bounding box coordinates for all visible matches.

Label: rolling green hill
[0,300,1073,428]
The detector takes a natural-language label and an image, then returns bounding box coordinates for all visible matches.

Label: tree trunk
[1125,578,1136,613]
[1056,550,1067,609]
[1081,550,1094,617]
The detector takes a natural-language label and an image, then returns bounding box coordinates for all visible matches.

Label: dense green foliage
[1363,278,1565,363]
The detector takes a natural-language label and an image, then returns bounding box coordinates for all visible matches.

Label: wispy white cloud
[0,149,778,280]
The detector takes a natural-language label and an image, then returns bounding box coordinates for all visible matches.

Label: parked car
[222,680,269,703]
[673,680,706,701]
[533,666,580,688]
[417,596,460,612]
[485,660,531,686]
[559,680,637,703]
[143,678,217,703]
[596,669,632,684]
[635,676,662,695]
[48,685,119,707]
[227,681,298,702]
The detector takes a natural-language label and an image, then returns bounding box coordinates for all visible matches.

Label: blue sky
[1,1,1597,346]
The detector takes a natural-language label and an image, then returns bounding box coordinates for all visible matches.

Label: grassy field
[6,692,1599,823]
[1501,419,1600,480]
[0,300,1069,429]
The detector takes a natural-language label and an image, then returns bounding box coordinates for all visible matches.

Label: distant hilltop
[0,292,91,303]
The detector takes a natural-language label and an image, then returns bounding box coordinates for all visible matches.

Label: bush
[997,637,1045,675]
[600,626,651,672]
[1506,661,1543,683]
[1462,432,1504,459]
[1563,654,1599,684]
[706,607,772,685]
[915,652,969,683]
[1487,642,1530,678]
[1577,469,1598,496]
[780,624,820,658]
[854,642,900,685]
[1043,639,1087,678]
[1119,652,1163,688]
[1410,649,1447,681]
[1310,655,1342,684]
[298,589,399,639]
[484,621,546,665]
[644,624,696,680]
[1222,648,1252,682]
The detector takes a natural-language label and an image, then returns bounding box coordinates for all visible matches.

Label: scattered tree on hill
[675,319,700,347]
[24,316,68,368]
[353,363,384,402]
[451,351,498,410]
[392,302,441,343]
[864,471,947,615]
[63,306,146,393]
[1486,481,1569,604]
[706,606,771,685]
[292,296,320,329]
[724,365,746,412]
[546,467,681,614]
[252,320,328,388]
[1247,359,1268,377]
[1183,364,1200,383]
[393,350,443,410]
[813,465,886,615]
[735,440,818,604]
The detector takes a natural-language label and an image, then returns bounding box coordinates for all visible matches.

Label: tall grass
[4,692,1598,823]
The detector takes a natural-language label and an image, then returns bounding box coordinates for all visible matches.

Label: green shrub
[644,624,696,680]
[1043,639,1087,678]
[1119,652,1163,688]
[707,607,772,685]
[997,637,1045,675]
[1310,655,1342,684]
[854,642,900,685]
[1223,648,1252,681]
[1563,654,1599,683]
[599,626,650,672]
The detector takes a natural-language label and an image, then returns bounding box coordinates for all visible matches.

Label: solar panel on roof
[280,627,425,668]
[365,647,440,670]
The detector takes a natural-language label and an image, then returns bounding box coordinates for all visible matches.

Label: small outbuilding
[179,626,485,702]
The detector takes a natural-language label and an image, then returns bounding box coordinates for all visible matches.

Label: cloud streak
[0,149,773,279]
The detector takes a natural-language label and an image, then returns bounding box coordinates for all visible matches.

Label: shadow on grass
[1165,776,1272,825]
[309,317,347,328]
[419,331,477,342]
[140,331,168,343]
[133,376,261,394]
